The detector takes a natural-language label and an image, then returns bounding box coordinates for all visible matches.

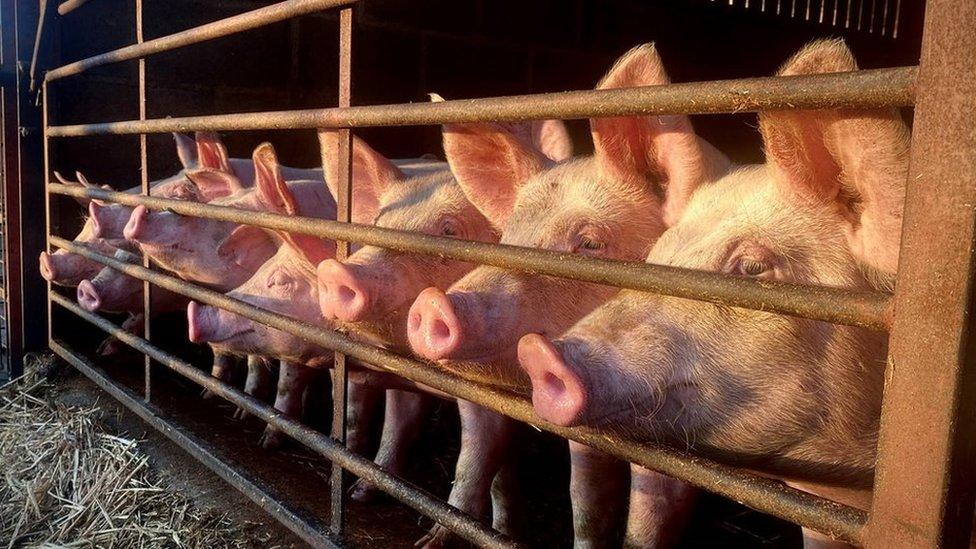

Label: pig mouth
[581,382,697,429]
[140,240,194,254]
[210,328,256,345]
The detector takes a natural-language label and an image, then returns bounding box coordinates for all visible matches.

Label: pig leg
[260,360,316,450]
[418,402,517,548]
[490,464,524,539]
[344,377,384,457]
[567,442,630,548]
[201,352,240,399]
[234,355,276,420]
[351,389,433,502]
[625,464,697,548]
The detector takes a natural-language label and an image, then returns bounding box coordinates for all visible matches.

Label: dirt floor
[29,307,804,548]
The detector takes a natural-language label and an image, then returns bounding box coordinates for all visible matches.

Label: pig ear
[531,119,573,162]
[442,120,549,227]
[54,171,92,207]
[174,133,198,168]
[255,142,337,264]
[252,142,295,215]
[185,168,244,202]
[591,43,710,226]
[281,233,336,266]
[759,39,909,274]
[217,225,278,272]
[318,130,403,224]
[195,132,232,173]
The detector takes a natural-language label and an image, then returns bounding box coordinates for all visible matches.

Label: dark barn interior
[18,0,930,547]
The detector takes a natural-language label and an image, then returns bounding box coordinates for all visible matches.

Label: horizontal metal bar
[49,292,517,549]
[50,237,868,544]
[48,337,340,549]
[50,184,893,330]
[45,0,356,82]
[45,66,916,136]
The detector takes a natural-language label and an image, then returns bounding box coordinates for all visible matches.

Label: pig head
[408,43,730,387]
[518,40,909,488]
[186,143,337,366]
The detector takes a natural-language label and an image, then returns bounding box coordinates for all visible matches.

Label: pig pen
[24,0,976,547]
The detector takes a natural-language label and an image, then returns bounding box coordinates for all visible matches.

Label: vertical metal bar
[866,1,976,548]
[880,0,889,35]
[0,0,26,379]
[891,0,901,37]
[329,5,352,539]
[136,0,152,402]
[42,79,51,348]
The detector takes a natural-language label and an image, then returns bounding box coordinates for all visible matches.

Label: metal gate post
[866,0,976,547]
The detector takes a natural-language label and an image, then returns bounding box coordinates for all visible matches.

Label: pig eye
[736,258,770,277]
[267,270,293,288]
[438,217,463,239]
[574,235,606,256]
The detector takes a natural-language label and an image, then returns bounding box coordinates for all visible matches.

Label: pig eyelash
[731,257,772,278]
[573,234,606,256]
[438,217,464,239]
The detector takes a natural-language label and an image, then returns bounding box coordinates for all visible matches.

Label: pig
[516,40,909,548]
[76,248,191,315]
[90,133,327,241]
[39,132,244,287]
[75,248,193,359]
[315,124,570,505]
[185,143,339,448]
[127,139,444,438]
[407,44,731,548]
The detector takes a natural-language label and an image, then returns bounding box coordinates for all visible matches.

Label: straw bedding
[0,356,256,548]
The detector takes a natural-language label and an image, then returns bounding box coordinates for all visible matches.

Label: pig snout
[187,301,219,343]
[123,205,149,241]
[89,202,131,239]
[407,287,463,360]
[76,280,103,312]
[518,333,589,427]
[188,301,252,345]
[317,259,369,322]
[39,252,58,281]
[41,251,97,286]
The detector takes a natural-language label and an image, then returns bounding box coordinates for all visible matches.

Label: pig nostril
[337,285,357,306]
[431,318,451,343]
[543,371,566,397]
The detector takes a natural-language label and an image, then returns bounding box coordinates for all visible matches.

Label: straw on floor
[0,359,257,548]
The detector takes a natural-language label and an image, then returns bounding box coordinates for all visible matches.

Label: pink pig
[76,248,190,315]
[407,44,731,547]
[315,123,569,510]
[39,132,245,286]
[185,143,339,448]
[518,40,909,547]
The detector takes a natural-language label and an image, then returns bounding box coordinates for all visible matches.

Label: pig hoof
[350,479,381,503]
[415,525,451,548]
[232,407,250,421]
[260,427,285,450]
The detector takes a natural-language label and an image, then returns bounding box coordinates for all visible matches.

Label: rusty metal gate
[0,0,46,383]
[39,0,976,547]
